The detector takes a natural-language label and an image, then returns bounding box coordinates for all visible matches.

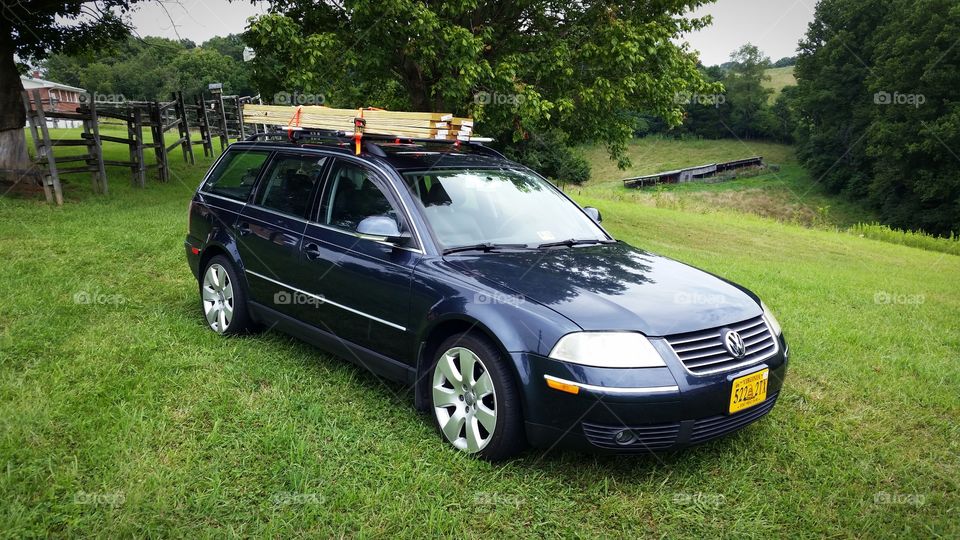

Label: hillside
[576,138,877,228]
[763,65,796,101]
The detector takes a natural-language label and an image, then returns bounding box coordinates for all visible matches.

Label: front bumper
[514,335,789,453]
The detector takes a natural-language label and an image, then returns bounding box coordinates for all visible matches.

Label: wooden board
[242,104,478,141]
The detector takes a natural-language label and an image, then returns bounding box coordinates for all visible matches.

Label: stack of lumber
[242,104,476,140]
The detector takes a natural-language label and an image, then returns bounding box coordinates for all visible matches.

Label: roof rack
[243,128,505,159]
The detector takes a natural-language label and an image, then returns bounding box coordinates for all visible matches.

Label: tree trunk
[0,19,30,180]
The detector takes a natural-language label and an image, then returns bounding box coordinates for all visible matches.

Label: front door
[300,158,420,362]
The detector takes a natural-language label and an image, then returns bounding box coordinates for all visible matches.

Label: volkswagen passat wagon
[185,132,789,460]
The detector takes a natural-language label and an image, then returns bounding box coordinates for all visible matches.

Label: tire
[429,332,527,460]
[199,255,254,335]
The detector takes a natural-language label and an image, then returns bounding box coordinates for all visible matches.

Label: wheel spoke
[432,385,460,408]
[207,266,220,288]
[205,303,218,326]
[459,349,477,386]
[202,285,219,302]
[441,409,466,442]
[473,371,494,398]
[217,308,227,332]
[222,301,233,325]
[465,416,484,453]
[216,267,227,291]
[474,403,497,434]
[437,353,462,386]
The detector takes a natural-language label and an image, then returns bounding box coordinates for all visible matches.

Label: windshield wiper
[442,242,530,255]
[536,238,610,249]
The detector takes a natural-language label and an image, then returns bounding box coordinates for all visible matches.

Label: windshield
[403,168,609,249]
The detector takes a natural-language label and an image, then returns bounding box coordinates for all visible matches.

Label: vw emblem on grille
[723,330,746,359]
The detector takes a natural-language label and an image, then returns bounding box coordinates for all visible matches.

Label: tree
[723,44,773,138]
[795,0,960,234]
[0,1,145,178]
[244,0,720,183]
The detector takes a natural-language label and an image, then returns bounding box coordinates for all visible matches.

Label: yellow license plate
[729,369,769,414]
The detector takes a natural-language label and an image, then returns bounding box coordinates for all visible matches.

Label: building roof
[20,76,85,94]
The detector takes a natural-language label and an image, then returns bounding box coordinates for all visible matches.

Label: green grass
[1,130,958,537]
[850,223,960,256]
[576,137,877,228]
[763,66,797,102]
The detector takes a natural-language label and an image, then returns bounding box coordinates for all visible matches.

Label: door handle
[304,242,322,260]
[236,222,251,236]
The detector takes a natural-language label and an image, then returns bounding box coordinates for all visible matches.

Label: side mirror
[357,215,410,244]
[584,206,602,223]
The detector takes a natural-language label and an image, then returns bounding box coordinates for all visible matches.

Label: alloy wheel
[202,263,234,333]
[432,347,498,453]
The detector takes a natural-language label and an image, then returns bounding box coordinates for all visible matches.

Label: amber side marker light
[545,376,580,395]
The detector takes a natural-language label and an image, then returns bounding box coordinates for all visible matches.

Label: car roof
[227,136,513,173]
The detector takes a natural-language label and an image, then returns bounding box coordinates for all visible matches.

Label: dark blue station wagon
[185,132,789,460]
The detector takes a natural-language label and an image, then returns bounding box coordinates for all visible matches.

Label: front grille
[582,421,680,450]
[689,393,779,444]
[665,315,777,375]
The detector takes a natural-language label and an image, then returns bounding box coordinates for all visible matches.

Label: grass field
[763,66,797,102]
[1,130,958,537]
[576,137,877,228]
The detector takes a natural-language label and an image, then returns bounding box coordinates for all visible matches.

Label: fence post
[26,89,63,205]
[86,97,108,194]
[20,90,54,204]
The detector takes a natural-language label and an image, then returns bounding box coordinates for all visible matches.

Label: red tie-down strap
[353,109,366,155]
[286,105,303,141]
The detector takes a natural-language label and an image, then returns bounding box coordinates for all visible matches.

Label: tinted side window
[254,154,328,218]
[202,150,270,201]
[319,161,396,231]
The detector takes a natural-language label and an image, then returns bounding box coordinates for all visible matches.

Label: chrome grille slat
[665,315,778,375]
[676,346,729,361]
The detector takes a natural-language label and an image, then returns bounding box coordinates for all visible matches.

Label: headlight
[761,301,782,336]
[548,332,666,368]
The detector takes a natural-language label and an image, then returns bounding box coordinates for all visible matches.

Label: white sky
[126,0,814,66]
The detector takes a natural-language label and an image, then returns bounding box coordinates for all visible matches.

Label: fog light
[614,430,636,445]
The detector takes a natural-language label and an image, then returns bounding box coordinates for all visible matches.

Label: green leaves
[245,0,714,183]
[795,0,960,235]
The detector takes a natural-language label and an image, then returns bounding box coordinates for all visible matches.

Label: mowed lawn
[0,131,958,537]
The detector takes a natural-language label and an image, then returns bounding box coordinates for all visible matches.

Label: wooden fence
[14,89,251,204]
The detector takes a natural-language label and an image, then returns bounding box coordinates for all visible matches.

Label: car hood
[444,242,761,336]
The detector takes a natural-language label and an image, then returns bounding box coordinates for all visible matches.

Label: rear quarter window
[202,150,271,201]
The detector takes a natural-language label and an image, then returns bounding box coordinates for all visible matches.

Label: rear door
[237,152,330,318]
[299,158,421,361]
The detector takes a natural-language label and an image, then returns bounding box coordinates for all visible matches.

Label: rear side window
[254,154,328,218]
[202,150,270,201]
